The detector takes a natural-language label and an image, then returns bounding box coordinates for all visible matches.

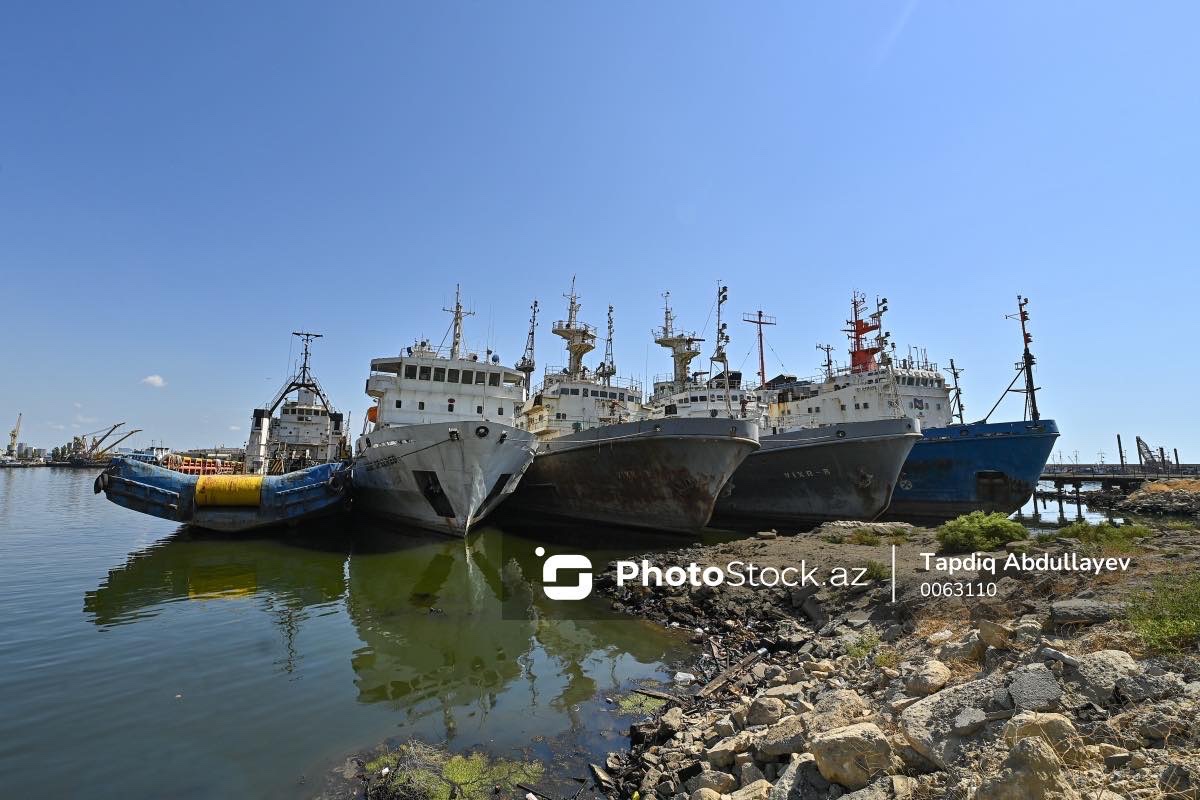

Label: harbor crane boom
[7,413,20,458]
[95,429,142,456]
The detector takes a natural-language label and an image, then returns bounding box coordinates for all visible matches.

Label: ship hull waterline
[95,457,351,533]
[882,419,1059,526]
[352,421,537,536]
[500,417,759,534]
[711,418,921,531]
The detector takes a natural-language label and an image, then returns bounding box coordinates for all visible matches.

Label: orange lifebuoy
[366,405,378,423]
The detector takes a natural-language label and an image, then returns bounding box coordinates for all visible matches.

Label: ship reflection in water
[82,517,693,770]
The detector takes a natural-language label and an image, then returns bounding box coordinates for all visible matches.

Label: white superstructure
[517,282,646,439]
[244,332,348,474]
[766,293,959,433]
[352,287,537,535]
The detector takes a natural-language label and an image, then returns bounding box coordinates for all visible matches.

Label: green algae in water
[367,740,543,800]
[616,692,666,714]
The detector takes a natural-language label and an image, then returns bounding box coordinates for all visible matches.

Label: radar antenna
[516,298,539,388]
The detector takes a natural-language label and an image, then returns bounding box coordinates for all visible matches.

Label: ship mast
[516,299,539,388]
[595,305,617,386]
[654,291,703,392]
[844,292,890,373]
[443,284,474,360]
[552,277,596,380]
[292,331,323,384]
[816,343,835,380]
[1015,295,1041,422]
[711,284,732,415]
[741,309,776,389]
[947,358,966,424]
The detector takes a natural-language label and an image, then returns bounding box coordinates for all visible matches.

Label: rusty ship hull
[502,417,759,534]
[710,418,921,530]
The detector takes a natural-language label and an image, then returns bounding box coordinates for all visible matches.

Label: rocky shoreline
[590,520,1200,800]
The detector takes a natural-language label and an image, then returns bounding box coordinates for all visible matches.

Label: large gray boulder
[1050,599,1124,626]
[754,715,806,758]
[1116,671,1185,703]
[898,678,998,769]
[1007,663,1063,711]
[839,776,917,799]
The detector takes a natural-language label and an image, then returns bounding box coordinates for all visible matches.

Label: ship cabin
[766,359,953,431]
[518,367,644,440]
[647,370,761,421]
[364,341,526,430]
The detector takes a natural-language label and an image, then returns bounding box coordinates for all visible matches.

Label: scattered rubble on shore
[591,520,1200,800]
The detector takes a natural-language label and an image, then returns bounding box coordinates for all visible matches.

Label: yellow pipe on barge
[194,475,263,507]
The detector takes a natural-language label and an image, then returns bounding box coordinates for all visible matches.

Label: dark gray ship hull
[502,417,759,534]
[711,418,921,530]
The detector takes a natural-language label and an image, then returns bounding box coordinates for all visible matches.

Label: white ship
[352,287,538,535]
[244,332,349,475]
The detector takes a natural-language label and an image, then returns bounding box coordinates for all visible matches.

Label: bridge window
[582,388,589,397]
[434,367,446,382]
[461,370,474,385]
[395,400,402,408]
[404,365,417,379]
[488,372,501,387]
[475,372,487,385]
[418,401,426,410]
[570,388,580,395]
[855,403,860,409]
[419,366,432,380]
[477,405,483,414]
[863,402,869,409]
[497,407,504,416]
[448,369,460,383]
[619,393,625,401]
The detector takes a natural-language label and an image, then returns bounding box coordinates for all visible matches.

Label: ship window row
[283,408,329,417]
[854,402,871,410]
[393,398,496,415]
[806,406,822,414]
[556,387,628,401]
[901,376,944,387]
[403,364,504,387]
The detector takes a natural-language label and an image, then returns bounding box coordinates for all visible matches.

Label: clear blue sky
[2,2,1196,464]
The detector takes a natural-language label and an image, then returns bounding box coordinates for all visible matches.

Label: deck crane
[6,413,20,458]
[88,423,125,456]
[95,428,142,457]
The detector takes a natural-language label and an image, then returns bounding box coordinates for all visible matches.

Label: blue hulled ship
[765,293,1058,525]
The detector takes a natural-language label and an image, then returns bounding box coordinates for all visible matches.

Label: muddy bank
[590,520,1200,799]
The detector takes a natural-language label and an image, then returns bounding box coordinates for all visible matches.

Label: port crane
[7,413,20,458]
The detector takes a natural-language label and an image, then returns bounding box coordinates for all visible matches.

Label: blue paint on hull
[95,457,351,532]
[884,419,1059,524]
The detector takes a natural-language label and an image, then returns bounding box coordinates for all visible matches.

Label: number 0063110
[919,581,998,598]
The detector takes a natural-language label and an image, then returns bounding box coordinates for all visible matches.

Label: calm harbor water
[0,468,694,799]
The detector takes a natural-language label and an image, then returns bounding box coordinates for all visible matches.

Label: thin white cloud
[141,374,166,388]
[73,402,83,409]
[878,0,919,64]
[228,425,241,431]
[46,422,65,431]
